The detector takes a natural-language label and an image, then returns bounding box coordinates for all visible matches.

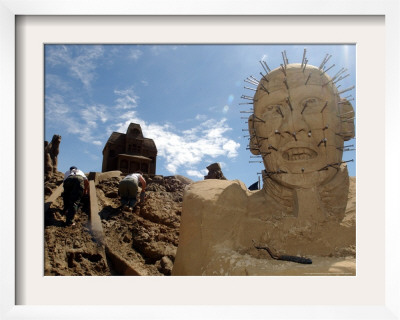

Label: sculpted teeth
[282,147,317,161]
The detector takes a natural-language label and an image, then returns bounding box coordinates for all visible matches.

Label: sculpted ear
[338,99,355,141]
[248,115,260,155]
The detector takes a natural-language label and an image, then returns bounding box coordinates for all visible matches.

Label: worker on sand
[63,166,89,226]
[118,172,146,211]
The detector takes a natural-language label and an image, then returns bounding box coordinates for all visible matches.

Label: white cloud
[223,140,240,158]
[222,105,229,114]
[45,94,70,122]
[45,93,96,144]
[46,95,110,146]
[46,45,104,90]
[51,85,241,171]
[119,110,138,120]
[139,118,240,175]
[80,105,108,123]
[114,88,139,110]
[186,170,206,179]
[110,101,241,174]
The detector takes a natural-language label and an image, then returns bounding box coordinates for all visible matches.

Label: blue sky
[45,44,356,188]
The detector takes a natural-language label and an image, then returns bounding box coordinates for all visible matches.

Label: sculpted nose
[278,108,309,135]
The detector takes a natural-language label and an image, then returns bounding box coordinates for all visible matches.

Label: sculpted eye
[261,104,285,119]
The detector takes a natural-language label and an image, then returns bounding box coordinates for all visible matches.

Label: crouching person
[63,166,89,226]
[118,172,146,211]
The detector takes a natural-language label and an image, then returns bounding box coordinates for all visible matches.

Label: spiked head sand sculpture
[173,51,356,275]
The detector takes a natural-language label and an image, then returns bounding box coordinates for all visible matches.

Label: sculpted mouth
[282,147,317,161]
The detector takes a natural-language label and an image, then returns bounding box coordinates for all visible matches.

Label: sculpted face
[249,64,354,188]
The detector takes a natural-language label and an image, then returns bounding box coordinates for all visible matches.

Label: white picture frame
[1,1,399,319]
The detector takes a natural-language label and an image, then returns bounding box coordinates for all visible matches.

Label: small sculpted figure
[204,163,227,180]
[173,56,356,276]
[44,134,61,180]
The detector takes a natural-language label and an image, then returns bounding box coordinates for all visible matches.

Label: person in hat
[62,166,89,226]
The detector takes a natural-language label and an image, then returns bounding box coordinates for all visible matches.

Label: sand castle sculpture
[102,123,157,175]
[173,51,356,275]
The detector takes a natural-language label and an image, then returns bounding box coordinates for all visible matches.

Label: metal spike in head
[321,64,335,75]
[259,72,269,82]
[320,101,328,113]
[276,105,284,118]
[286,97,293,111]
[268,144,278,151]
[259,60,269,74]
[319,54,332,70]
[259,82,270,95]
[318,138,327,147]
[301,102,308,114]
[305,72,311,85]
[241,94,256,101]
[263,60,271,72]
[303,59,308,72]
[338,85,355,95]
[249,75,260,84]
[319,54,329,69]
[332,68,347,81]
[301,48,307,68]
[280,64,287,76]
[283,78,289,89]
[252,115,265,123]
[281,52,286,67]
[333,73,350,84]
[244,77,259,86]
[325,54,332,65]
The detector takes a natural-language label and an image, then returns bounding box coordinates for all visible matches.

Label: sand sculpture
[173,52,356,276]
[204,163,227,180]
[44,134,61,179]
[102,123,157,175]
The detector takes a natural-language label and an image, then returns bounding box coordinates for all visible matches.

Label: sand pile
[44,172,190,276]
[44,173,355,276]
